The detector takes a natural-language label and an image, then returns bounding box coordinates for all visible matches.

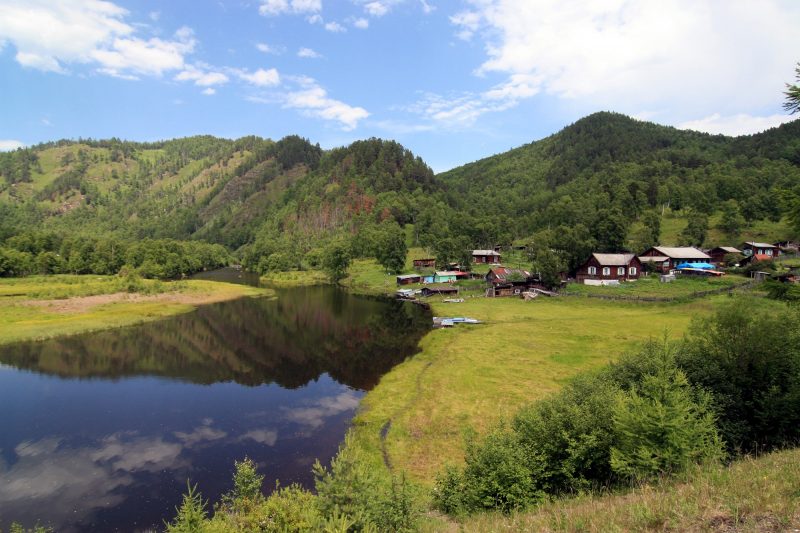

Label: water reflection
[0,285,430,532]
[0,286,430,390]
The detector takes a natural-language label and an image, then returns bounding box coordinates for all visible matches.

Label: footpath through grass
[0,275,271,345]
[350,294,723,485]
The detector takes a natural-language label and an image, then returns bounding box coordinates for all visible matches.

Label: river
[0,271,430,532]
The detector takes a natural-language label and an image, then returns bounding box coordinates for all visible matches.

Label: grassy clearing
[646,209,793,248]
[260,269,329,287]
[455,448,800,532]
[344,258,397,294]
[350,295,728,486]
[562,274,751,299]
[0,275,270,345]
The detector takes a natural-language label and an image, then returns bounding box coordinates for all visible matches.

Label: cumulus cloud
[364,1,389,17]
[451,0,800,123]
[353,17,369,29]
[238,67,281,87]
[0,0,196,77]
[297,47,321,59]
[677,113,796,137]
[0,140,25,151]
[259,0,321,16]
[256,42,283,54]
[201,88,216,95]
[325,21,346,32]
[174,64,229,86]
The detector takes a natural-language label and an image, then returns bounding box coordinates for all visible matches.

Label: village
[395,241,800,302]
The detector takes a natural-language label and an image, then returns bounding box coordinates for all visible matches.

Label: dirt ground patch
[22,290,238,314]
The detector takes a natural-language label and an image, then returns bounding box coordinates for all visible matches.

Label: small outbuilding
[576,253,642,283]
[396,274,422,285]
[413,258,436,269]
[472,250,502,264]
[421,284,459,297]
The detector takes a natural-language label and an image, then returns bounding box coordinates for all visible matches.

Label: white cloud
[0,1,196,77]
[259,0,321,16]
[173,423,227,446]
[283,80,369,130]
[282,392,360,429]
[174,63,228,86]
[239,67,280,87]
[148,10,160,22]
[419,0,434,14]
[325,21,346,32]
[0,140,25,151]
[306,13,323,24]
[364,1,389,17]
[677,113,796,137]
[239,429,278,446]
[353,17,369,29]
[297,47,321,59]
[452,0,800,121]
[201,87,216,95]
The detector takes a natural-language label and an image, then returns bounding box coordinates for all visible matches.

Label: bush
[675,300,800,452]
[610,367,723,480]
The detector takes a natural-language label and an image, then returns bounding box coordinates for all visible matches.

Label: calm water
[0,274,430,532]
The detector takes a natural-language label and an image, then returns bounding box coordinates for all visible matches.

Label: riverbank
[0,275,272,345]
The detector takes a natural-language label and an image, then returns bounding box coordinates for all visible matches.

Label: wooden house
[639,246,711,273]
[707,246,742,266]
[472,250,502,264]
[485,267,539,297]
[396,274,421,285]
[421,284,459,297]
[433,271,460,283]
[576,253,641,283]
[741,242,778,263]
[412,258,436,268]
[485,266,531,284]
[774,241,799,254]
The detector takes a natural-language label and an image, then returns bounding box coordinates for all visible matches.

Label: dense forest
[1,112,798,278]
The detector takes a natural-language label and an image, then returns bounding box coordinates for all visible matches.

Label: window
[629,267,637,276]
[617,267,625,276]
[766,249,773,256]
[602,267,611,276]
[588,266,597,275]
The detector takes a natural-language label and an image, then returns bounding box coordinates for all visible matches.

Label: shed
[434,271,460,283]
[412,258,436,269]
[639,246,711,273]
[707,246,742,266]
[421,284,459,297]
[396,274,422,285]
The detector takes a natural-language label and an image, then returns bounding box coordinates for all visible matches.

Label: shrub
[165,482,208,533]
[610,367,723,480]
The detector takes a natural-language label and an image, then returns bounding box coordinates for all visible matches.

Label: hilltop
[1,112,798,277]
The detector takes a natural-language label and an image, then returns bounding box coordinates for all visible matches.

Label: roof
[592,253,636,266]
[435,270,460,276]
[472,250,501,256]
[396,274,421,280]
[744,242,777,249]
[639,255,669,263]
[710,246,742,254]
[652,246,711,260]
[412,258,435,261]
[487,266,531,281]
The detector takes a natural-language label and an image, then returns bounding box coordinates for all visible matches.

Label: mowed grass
[562,274,751,299]
[350,295,720,486]
[454,447,800,532]
[0,275,270,345]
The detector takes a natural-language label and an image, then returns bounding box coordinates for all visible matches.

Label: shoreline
[0,277,273,346]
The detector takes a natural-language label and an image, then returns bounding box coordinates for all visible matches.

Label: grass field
[562,273,751,299]
[260,269,329,287]
[348,294,755,486]
[0,275,271,345]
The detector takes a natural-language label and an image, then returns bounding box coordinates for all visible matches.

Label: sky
[1,0,799,172]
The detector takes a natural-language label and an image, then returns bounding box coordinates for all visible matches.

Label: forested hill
[1,111,799,277]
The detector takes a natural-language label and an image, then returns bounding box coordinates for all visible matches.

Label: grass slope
[455,448,800,532]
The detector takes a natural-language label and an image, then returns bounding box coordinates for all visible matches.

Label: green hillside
[1,112,799,279]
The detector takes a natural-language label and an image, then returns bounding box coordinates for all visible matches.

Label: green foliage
[610,367,723,480]
[784,62,800,114]
[165,482,208,533]
[675,300,800,452]
[718,199,745,236]
[6,523,52,533]
[530,246,566,289]
[678,211,708,247]
[321,239,352,283]
[225,457,264,504]
[374,223,407,274]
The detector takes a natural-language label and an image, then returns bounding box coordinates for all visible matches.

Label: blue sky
[1,0,799,172]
